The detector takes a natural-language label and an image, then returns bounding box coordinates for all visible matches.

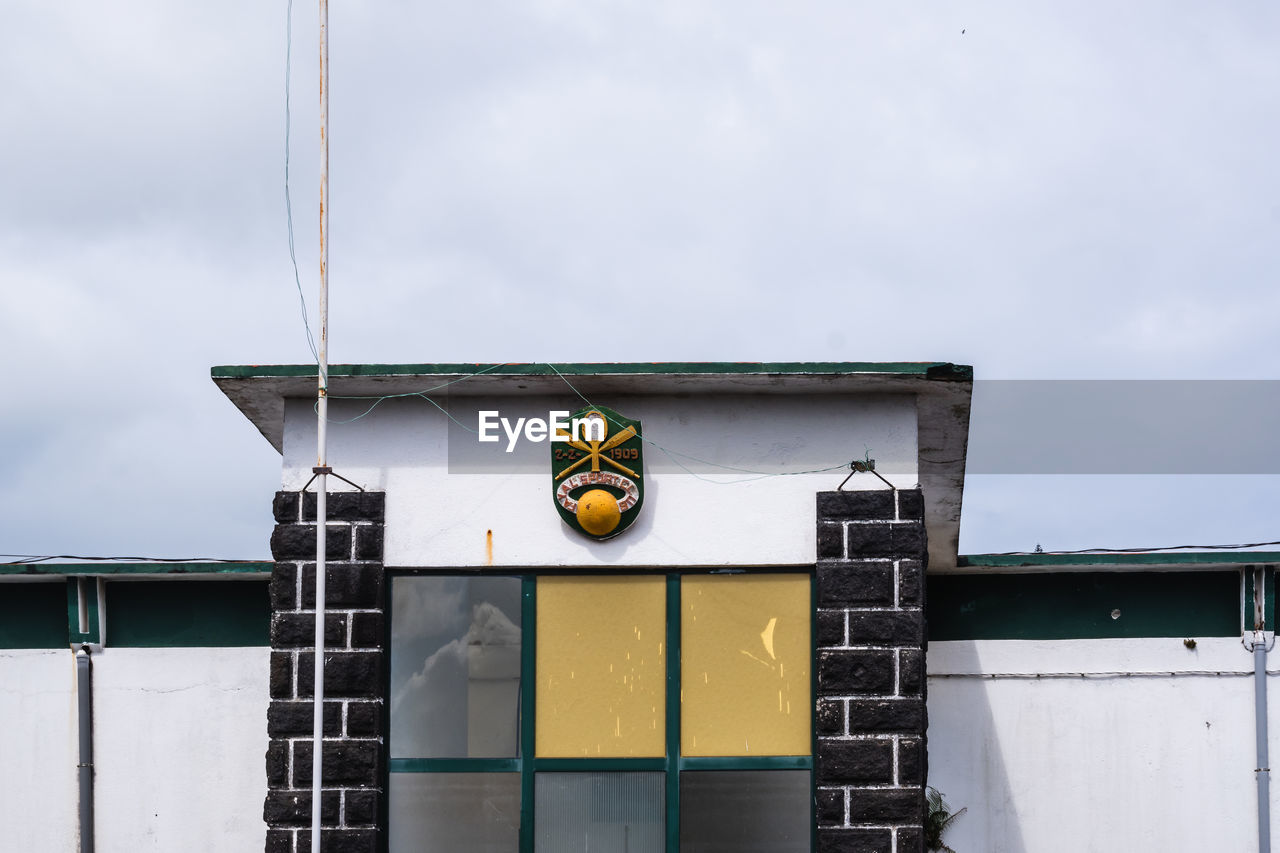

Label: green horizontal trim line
[0,582,67,648]
[0,562,272,577]
[928,571,1241,641]
[532,758,667,772]
[958,552,1280,569]
[106,580,269,647]
[390,758,520,773]
[679,756,813,771]
[212,361,971,381]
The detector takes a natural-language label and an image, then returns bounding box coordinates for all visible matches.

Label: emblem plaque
[550,405,644,540]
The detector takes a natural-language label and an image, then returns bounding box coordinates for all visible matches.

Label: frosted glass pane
[535,772,664,853]
[680,771,811,852]
[389,773,519,853]
[536,576,665,757]
[390,576,522,758]
[682,575,811,756]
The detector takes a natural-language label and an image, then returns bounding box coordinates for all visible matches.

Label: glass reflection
[390,772,520,852]
[390,576,522,758]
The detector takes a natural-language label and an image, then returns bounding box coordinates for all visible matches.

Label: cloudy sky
[2,1,1277,561]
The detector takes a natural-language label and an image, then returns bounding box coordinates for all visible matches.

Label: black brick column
[815,489,928,853]
[265,491,386,853]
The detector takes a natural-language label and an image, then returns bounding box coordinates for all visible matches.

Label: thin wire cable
[283,363,1276,519]
[285,0,319,365]
[326,392,474,431]
[305,361,848,482]
[292,362,1276,501]
[982,541,1280,556]
[324,363,515,402]
[309,362,846,481]
[318,362,516,428]
[545,362,852,483]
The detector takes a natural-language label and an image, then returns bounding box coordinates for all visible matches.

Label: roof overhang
[212,361,973,569]
[0,562,272,579]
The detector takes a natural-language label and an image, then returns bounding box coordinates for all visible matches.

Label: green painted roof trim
[958,552,1280,568]
[211,361,973,381]
[929,570,1245,640]
[0,562,272,577]
[0,583,67,648]
[0,578,272,648]
[107,580,270,647]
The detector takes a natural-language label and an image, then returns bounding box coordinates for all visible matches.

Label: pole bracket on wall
[299,468,365,493]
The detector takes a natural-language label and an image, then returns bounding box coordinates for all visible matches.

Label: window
[389,572,813,852]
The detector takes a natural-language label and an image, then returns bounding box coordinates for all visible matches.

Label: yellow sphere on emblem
[576,489,621,536]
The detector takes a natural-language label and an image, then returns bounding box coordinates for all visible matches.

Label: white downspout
[76,645,94,853]
[1252,567,1272,853]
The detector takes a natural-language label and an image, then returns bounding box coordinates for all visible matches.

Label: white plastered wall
[928,638,1278,852]
[92,647,269,852]
[281,393,919,567]
[0,647,270,852]
[0,649,78,852]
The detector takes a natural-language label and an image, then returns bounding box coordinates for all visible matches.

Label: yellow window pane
[681,574,811,756]
[536,576,666,757]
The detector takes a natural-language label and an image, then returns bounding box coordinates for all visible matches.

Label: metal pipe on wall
[1254,567,1272,853]
[76,646,94,853]
[1256,640,1271,853]
[310,0,330,848]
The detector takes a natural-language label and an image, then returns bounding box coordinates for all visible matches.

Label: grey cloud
[2,0,1278,558]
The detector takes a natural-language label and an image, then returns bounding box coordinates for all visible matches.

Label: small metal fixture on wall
[836,456,895,491]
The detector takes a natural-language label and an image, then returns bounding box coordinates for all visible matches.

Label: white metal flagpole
[311,0,330,847]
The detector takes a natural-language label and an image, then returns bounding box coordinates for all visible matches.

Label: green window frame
[388,569,816,852]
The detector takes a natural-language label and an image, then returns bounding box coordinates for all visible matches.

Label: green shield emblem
[551,405,644,540]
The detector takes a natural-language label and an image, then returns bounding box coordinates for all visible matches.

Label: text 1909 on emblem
[550,405,644,540]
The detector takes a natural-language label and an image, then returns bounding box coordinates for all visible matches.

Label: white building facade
[1,362,1274,853]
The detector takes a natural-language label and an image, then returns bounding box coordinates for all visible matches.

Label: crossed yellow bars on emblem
[554,415,639,480]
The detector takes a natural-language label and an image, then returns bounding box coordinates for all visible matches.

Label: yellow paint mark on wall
[485,530,493,566]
